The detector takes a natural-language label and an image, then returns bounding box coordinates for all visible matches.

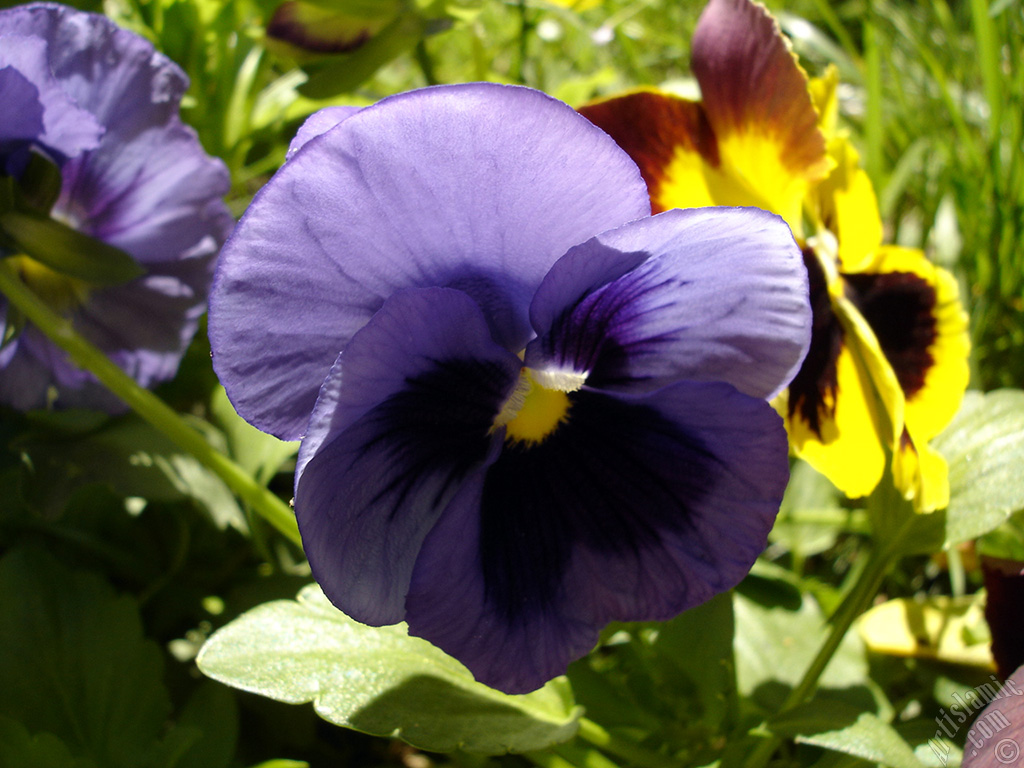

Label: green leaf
[0,209,144,285]
[733,589,870,712]
[796,712,926,768]
[15,152,64,214]
[0,547,171,768]
[208,386,298,485]
[0,716,98,768]
[174,681,239,768]
[16,413,246,531]
[770,460,852,559]
[196,584,581,754]
[933,390,1024,546]
[652,592,735,728]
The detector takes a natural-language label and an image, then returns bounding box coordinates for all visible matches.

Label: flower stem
[0,260,302,547]
[740,493,915,768]
[576,717,678,768]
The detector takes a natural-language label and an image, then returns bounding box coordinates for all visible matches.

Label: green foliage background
[1,0,1023,767]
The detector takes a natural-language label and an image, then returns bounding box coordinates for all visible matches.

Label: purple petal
[209,82,651,440]
[0,4,231,412]
[960,665,1024,768]
[405,381,789,693]
[0,4,188,138]
[0,33,101,162]
[526,207,810,399]
[294,287,521,625]
[286,105,362,159]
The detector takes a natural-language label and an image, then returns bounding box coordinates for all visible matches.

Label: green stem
[740,507,915,768]
[576,717,678,768]
[0,260,302,547]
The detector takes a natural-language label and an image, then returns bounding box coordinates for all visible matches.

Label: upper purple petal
[526,207,810,399]
[405,380,789,693]
[209,82,651,440]
[295,287,520,625]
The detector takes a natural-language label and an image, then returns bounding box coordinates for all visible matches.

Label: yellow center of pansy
[494,367,586,446]
[11,255,91,313]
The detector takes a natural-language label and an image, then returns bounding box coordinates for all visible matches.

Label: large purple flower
[209,83,812,693]
[0,3,231,411]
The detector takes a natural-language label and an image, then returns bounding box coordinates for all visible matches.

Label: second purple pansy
[0,3,232,411]
[210,83,812,693]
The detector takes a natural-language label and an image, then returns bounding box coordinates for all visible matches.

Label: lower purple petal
[295,288,521,625]
[406,380,789,693]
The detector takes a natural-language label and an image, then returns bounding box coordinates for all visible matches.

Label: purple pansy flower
[0,3,231,411]
[209,83,811,693]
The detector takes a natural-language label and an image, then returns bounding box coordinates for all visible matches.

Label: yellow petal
[691,0,833,232]
[892,429,951,512]
[787,343,886,500]
[812,136,883,272]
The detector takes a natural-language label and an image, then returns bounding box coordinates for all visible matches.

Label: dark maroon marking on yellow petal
[267,2,372,53]
[691,0,828,179]
[844,271,937,398]
[787,249,841,437]
[478,390,715,621]
[579,92,718,213]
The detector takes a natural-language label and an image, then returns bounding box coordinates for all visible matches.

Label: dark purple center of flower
[366,358,510,512]
[479,390,716,621]
[786,249,842,437]
[844,271,937,398]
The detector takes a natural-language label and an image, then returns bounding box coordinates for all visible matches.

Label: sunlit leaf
[856,596,994,668]
[197,584,580,754]
[933,390,1024,546]
[796,712,926,768]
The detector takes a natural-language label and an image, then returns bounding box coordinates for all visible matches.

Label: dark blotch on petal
[364,357,509,512]
[579,93,719,213]
[479,390,715,621]
[845,270,937,398]
[982,556,1024,681]
[787,249,842,436]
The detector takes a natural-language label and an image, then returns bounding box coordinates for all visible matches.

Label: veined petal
[405,381,788,693]
[0,33,101,163]
[845,246,969,444]
[210,82,651,440]
[690,0,832,231]
[294,287,521,625]
[526,207,809,399]
[0,4,190,137]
